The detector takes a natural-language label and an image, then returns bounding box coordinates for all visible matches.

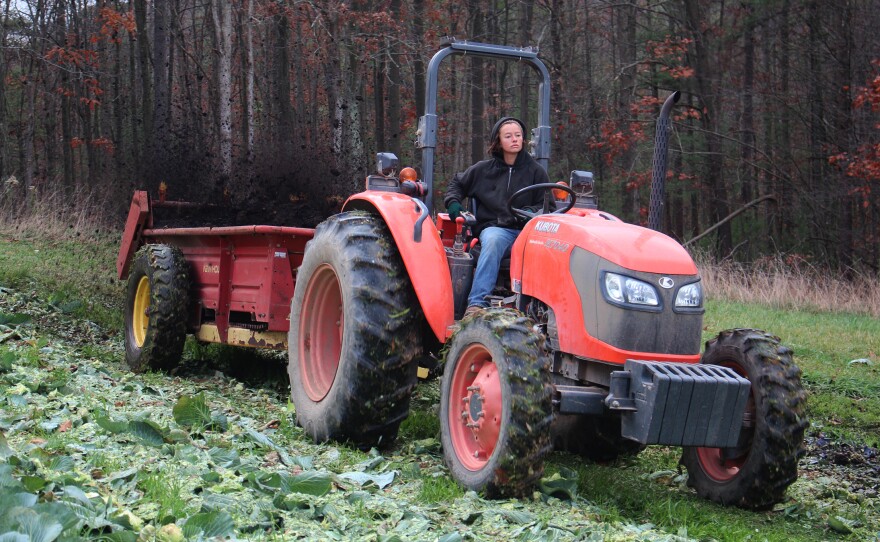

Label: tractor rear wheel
[680,329,808,509]
[124,244,191,372]
[288,212,422,449]
[440,309,553,497]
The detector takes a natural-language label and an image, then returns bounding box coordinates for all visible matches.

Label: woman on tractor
[444,117,551,317]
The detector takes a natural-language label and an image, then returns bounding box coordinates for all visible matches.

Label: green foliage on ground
[0,230,123,331]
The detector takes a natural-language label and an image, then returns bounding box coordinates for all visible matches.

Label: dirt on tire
[440,309,554,498]
[124,244,190,372]
[680,328,809,509]
[287,212,423,449]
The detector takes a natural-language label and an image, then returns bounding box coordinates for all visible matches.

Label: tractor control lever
[453,217,466,257]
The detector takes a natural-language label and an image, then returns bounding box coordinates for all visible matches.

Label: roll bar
[416,38,552,212]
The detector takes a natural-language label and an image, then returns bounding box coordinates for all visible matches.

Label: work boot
[463,305,484,318]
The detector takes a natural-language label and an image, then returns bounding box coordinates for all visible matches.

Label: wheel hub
[299,264,344,402]
[448,345,504,471]
[132,276,151,348]
[466,386,485,428]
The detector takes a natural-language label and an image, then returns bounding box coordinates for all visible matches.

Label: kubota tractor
[118,39,807,510]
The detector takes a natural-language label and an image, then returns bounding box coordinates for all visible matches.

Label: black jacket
[444,150,551,236]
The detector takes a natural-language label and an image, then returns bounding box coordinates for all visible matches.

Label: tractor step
[606,360,751,448]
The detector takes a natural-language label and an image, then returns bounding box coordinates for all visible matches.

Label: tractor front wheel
[680,329,808,509]
[124,244,191,372]
[288,212,422,449]
[440,309,553,497]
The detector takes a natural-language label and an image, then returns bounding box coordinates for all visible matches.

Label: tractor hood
[522,211,697,275]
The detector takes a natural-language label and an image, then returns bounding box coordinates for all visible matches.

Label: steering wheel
[506,183,577,220]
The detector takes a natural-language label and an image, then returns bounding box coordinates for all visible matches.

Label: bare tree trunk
[53,0,74,190]
[518,1,533,125]
[324,2,363,186]
[374,55,385,151]
[19,61,37,192]
[94,0,112,187]
[211,0,233,183]
[245,0,254,163]
[831,2,854,270]
[684,0,731,254]
[273,12,293,161]
[807,0,829,260]
[129,14,140,177]
[113,3,124,184]
[0,0,12,180]
[411,0,425,124]
[133,0,152,176]
[616,1,638,222]
[740,1,757,256]
[387,0,401,157]
[152,0,171,183]
[468,0,484,163]
[778,0,793,244]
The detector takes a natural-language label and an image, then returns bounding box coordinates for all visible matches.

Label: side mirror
[376,152,399,176]
[570,170,594,195]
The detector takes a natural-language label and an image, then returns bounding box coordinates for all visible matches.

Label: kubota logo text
[534,221,559,233]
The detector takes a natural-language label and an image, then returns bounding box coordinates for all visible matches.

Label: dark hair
[488,119,525,156]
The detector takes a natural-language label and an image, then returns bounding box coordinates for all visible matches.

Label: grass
[698,252,880,318]
[139,470,194,523]
[0,231,122,331]
[0,189,123,331]
[559,449,831,542]
[418,473,464,504]
[703,299,880,444]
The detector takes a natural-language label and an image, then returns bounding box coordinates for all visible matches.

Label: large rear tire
[440,309,553,497]
[124,244,191,372]
[288,212,422,449]
[680,329,808,509]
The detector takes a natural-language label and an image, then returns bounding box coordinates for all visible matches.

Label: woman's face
[498,122,523,155]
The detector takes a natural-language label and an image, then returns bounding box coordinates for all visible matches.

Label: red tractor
[118,39,807,509]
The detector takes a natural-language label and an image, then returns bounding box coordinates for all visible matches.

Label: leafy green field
[1,231,878,541]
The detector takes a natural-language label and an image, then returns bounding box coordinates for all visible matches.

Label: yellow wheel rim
[132,276,150,347]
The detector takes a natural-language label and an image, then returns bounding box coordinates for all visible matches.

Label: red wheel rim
[696,361,753,481]
[299,264,344,401]
[447,343,503,471]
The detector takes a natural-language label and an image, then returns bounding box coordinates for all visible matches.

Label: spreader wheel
[680,329,808,509]
[124,244,191,372]
[288,212,422,449]
[440,309,553,497]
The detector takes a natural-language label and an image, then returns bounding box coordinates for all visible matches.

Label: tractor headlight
[603,272,659,307]
[675,282,702,308]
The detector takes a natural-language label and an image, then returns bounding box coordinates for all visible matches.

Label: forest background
[0,0,878,270]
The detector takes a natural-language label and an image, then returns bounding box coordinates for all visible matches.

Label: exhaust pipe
[647,91,681,232]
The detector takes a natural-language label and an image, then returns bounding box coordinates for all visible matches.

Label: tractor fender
[344,193,454,341]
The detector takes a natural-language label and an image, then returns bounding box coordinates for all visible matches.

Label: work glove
[447,201,462,220]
